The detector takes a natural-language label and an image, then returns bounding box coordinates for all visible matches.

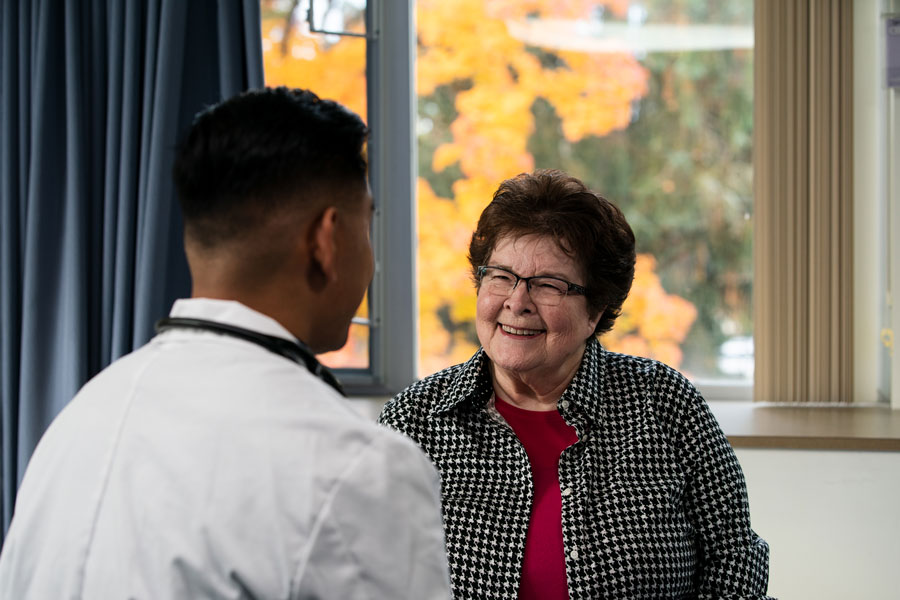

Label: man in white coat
[0,87,452,599]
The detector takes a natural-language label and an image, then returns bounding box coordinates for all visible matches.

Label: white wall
[736,448,900,599]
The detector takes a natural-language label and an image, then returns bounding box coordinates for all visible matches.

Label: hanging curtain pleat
[0,0,264,538]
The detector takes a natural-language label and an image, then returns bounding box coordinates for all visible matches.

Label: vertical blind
[753,0,854,403]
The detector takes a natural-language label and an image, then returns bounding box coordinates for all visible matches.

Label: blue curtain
[0,0,264,538]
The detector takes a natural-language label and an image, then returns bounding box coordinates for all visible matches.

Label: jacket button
[570,549,579,560]
[561,487,573,497]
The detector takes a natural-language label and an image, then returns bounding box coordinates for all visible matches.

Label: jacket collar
[431,349,494,416]
[431,337,606,428]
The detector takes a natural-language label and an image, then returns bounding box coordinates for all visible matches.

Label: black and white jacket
[379,339,773,600]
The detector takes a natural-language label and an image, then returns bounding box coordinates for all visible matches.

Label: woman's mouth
[499,324,544,337]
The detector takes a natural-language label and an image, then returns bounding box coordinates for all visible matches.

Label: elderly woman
[379,169,771,599]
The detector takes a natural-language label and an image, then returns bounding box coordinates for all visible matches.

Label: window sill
[709,402,900,452]
[353,397,900,451]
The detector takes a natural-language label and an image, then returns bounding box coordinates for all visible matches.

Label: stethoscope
[154,317,344,396]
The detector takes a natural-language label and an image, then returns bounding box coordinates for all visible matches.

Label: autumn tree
[260,0,720,377]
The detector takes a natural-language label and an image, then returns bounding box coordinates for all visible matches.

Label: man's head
[173,87,374,353]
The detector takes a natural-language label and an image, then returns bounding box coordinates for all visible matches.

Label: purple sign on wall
[888,16,900,88]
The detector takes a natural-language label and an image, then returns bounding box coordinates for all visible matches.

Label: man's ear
[307,206,340,286]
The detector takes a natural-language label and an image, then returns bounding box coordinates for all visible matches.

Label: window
[260,1,891,405]
[415,1,755,397]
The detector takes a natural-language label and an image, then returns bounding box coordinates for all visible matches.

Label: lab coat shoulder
[1,334,452,600]
[294,425,452,600]
[0,344,170,598]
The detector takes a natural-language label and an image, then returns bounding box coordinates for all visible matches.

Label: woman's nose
[504,280,535,312]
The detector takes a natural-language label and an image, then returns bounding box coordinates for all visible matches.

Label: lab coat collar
[168,298,298,343]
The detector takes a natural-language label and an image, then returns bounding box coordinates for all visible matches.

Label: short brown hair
[468,169,635,336]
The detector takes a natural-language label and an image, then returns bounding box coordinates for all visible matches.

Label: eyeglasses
[476,265,587,307]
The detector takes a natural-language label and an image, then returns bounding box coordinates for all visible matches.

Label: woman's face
[475,234,601,386]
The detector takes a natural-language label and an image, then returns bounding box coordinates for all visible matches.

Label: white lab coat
[0,299,452,599]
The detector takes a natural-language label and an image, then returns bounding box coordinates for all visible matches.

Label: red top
[495,395,578,600]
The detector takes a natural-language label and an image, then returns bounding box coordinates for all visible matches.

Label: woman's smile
[498,323,545,337]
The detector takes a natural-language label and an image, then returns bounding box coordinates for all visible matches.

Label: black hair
[173,87,369,246]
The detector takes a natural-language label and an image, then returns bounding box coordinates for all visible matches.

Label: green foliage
[518,10,754,376]
[561,48,754,376]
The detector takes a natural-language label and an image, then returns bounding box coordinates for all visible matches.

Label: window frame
[338,0,418,395]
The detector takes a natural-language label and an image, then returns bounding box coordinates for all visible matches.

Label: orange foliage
[418,0,648,182]
[261,1,696,375]
[316,322,370,369]
[601,255,697,366]
[542,51,649,141]
[261,17,367,120]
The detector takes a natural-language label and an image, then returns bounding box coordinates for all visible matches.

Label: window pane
[260,0,370,370]
[416,0,753,382]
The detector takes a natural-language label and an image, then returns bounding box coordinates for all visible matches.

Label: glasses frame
[476,265,588,304]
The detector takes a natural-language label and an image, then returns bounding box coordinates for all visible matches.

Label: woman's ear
[307,206,340,286]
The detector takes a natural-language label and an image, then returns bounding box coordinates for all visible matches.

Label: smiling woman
[379,169,773,600]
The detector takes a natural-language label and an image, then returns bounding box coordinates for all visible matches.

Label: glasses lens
[482,267,515,295]
[480,268,570,306]
[528,278,567,306]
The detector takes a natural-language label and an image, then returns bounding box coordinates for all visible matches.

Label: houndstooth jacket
[379,338,773,600]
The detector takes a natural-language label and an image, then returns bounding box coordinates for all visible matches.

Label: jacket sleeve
[654,366,775,600]
[293,430,452,600]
